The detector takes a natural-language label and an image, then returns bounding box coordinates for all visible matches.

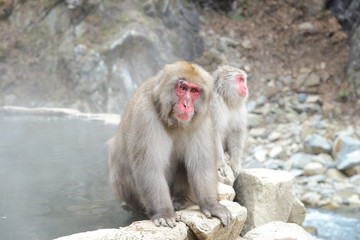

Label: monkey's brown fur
[108,61,231,228]
[211,65,248,178]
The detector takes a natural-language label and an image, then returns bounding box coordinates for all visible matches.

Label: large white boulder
[55,221,190,240]
[234,169,295,234]
[178,200,247,240]
[243,221,314,240]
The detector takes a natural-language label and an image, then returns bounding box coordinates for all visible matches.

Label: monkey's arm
[128,110,177,227]
[214,131,226,174]
[227,106,248,177]
[185,123,232,227]
[210,97,227,174]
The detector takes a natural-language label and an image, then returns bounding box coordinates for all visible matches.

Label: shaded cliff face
[0,0,203,113]
[327,0,360,37]
[0,0,359,114]
[327,0,360,97]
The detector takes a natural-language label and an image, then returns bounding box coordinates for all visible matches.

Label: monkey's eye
[190,88,198,93]
[179,86,186,91]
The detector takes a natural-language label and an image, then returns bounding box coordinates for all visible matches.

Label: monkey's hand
[231,160,242,179]
[151,209,178,228]
[217,161,228,176]
[201,203,232,228]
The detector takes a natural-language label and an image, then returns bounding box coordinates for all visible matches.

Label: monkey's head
[213,65,248,108]
[153,61,213,128]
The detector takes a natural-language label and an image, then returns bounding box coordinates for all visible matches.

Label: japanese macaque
[108,61,232,228]
[210,65,248,179]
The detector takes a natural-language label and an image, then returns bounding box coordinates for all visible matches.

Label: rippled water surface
[0,117,146,240]
[304,208,360,240]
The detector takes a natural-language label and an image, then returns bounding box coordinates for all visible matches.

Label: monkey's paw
[151,210,179,228]
[217,163,227,177]
[201,204,233,228]
[231,161,242,178]
[217,162,236,186]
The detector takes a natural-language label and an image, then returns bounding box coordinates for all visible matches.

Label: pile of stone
[56,169,313,240]
[245,108,360,210]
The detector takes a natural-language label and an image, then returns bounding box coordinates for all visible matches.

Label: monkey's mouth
[240,92,247,98]
[176,113,191,121]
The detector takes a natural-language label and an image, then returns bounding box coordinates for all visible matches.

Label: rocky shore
[55,168,312,240]
[4,106,358,240]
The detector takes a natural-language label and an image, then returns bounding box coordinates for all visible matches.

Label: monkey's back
[108,76,159,208]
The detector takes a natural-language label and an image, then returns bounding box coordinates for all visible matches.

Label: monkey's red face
[236,75,247,98]
[175,80,202,121]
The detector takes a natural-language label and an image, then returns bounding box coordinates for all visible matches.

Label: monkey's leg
[227,130,246,177]
[171,163,195,211]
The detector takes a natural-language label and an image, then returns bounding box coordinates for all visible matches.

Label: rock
[300,191,321,206]
[298,22,315,31]
[335,186,357,198]
[218,182,236,201]
[300,174,327,184]
[316,153,334,165]
[254,149,267,162]
[333,135,360,158]
[304,134,332,154]
[288,152,318,169]
[305,95,323,105]
[333,135,360,170]
[319,71,330,82]
[303,162,324,176]
[268,131,281,142]
[247,101,256,112]
[298,93,307,103]
[247,114,263,128]
[326,168,347,181]
[300,67,312,74]
[243,221,314,240]
[350,174,360,185]
[282,75,292,84]
[249,128,267,138]
[253,103,271,115]
[295,73,308,87]
[268,146,283,158]
[346,25,360,96]
[178,200,247,240]
[55,229,124,240]
[287,198,306,226]
[321,198,340,210]
[300,122,316,142]
[337,150,360,170]
[55,221,190,240]
[263,159,284,170]
[344,166,360,177]
[241,38,253,49]
[292,103,322,115]
[348,194,360,207]
[304,73,321,87]
[234,169,295,234]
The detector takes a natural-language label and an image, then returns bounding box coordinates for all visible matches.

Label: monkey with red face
[108,61,232,228]
[211,65,248,180]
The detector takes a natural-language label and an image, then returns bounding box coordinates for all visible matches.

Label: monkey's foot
[151,209,178,228]
[201,204,233,228]
[172,196,195,211]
